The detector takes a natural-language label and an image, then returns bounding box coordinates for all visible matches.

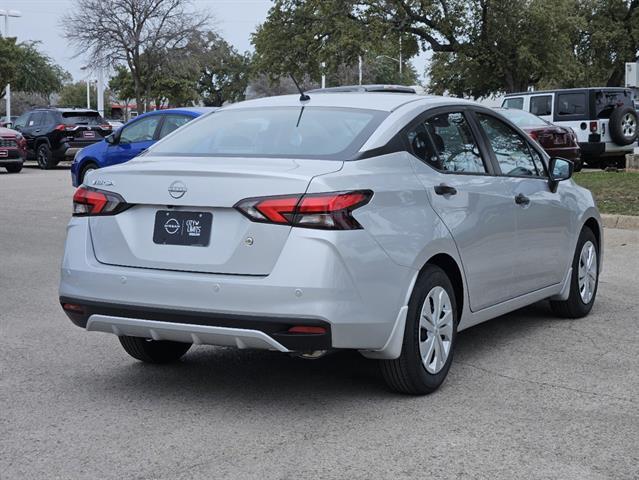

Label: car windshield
[150,107,387,160]
[499,108,549,127]
[62,112,104,125]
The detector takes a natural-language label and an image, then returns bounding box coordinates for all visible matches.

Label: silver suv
[59,90,602,394]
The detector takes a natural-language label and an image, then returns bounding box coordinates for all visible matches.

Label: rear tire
[380,265,458,395]
[79,162,98,184]
[550,227,599,318]
[36,143,55,170]
[119,336,191,363]
[5,163,22,173]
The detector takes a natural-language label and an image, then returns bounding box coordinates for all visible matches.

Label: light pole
[1,8,22,125]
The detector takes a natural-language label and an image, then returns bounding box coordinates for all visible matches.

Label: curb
[601,214,639,230]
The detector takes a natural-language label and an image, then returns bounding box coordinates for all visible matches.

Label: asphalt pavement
[1,166,638,480]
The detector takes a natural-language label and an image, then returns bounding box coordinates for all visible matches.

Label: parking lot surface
[2,166,638,480]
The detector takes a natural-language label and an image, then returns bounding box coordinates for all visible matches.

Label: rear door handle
[515,193,530,205]
[434,184,457,196]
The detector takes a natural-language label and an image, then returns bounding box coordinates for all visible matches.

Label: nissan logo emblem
[168,181,187,199]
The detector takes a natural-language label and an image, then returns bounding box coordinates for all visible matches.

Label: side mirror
[548,157,573,193]
[105,132,118,145]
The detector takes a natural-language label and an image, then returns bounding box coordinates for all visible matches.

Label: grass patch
[573,171,639,216]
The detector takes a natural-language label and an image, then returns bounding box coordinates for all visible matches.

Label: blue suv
[71,107,215,186]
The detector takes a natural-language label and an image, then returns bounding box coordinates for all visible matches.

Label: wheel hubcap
[578,240,597,304]
[38,149,46,166]
[621,114,636,138]
[419,286,453,374]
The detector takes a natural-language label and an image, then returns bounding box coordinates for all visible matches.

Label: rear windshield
[499,108,549,128]
[594,90,633,119]
[62,112,104,125]
[150,107,387,159]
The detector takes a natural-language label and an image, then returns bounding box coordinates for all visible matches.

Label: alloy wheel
[578,240,597,304]
[621,113,636,139]
[419,286,454,374]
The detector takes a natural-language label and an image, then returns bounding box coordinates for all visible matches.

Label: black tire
[380,265,458,395]
[609,106,638,146]
[36,142,56,169]
[119,336,191,363]
[79,162,98,185]
[5,163,22,173]
[550,227,599,318]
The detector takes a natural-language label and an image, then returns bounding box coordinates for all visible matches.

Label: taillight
[55,124,76,132]
[234,190,373,230]
[528,131,539,141]
[589,121,598,133]
[73,186,129,216]
[100,124,112,130]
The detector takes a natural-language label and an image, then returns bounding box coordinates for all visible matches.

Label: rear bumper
[543,146,580,163]
[59,218,415,352]
[60,296,332,351]
[578,141,605,157]
[0,148,25,162]
[579,141,637,158]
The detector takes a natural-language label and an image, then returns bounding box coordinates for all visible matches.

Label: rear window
[62,112,104,125]
[502,97,524,110]
[594,90,633,119]
[150,107,387,159]
[499,108,549,128]
[556,93,587,116]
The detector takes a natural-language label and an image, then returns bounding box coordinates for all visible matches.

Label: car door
[474,111,573,297]
[406,108,518,311]
[105,115,162,166]
[20,112,43,152]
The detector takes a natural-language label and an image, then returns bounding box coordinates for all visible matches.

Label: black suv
[12,108,112,169]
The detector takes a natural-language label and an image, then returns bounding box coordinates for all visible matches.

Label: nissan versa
[59,89,602,394]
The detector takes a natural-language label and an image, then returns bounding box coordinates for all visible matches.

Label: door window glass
[502,97,524,110]
[556,93,587,116]
[594,90,633,118]
[28,112,45,127]
[530,95,552,116]
[13,113,29,129]
[119,116,161,143]
[406,112,487,173]
[158,115,192,139]
[477,113,543,177]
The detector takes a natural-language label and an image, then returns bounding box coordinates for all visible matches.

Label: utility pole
[399,36,403,80]
[321,62,326,89]
[97,66,105,117]
[1,8,22,125]
[358,56,363,85]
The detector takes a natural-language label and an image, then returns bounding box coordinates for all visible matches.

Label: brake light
[100,124,112,130]
[55,124,76,132]
[234,190,373,230]
[589,121,598,133]
[72,186,129,216]
[528,131,538,141]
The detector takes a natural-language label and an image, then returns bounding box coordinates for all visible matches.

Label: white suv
[503,88,638,167]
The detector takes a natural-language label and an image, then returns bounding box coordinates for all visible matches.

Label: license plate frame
[153,210,212,247]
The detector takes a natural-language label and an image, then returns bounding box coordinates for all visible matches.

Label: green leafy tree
[58,81,95,108]
[1,38,68,101]
[251,0,419,87]
[193,32,252,106]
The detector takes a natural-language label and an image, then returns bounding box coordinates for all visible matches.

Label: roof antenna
[290,74,310,102]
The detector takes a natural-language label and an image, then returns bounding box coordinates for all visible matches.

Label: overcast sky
[4,0,428,84]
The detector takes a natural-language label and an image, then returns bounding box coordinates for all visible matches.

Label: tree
[62,0,210,110]
[192,32,252,106]
[251,0,419,87]
[575,0,639,87]
[58,81,95,108]
[1,38,68,101]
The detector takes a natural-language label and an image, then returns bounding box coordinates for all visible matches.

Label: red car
[0,126,27,173]
[496,107,582,171]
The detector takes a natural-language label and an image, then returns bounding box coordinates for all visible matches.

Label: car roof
[223,92,475,113]
[32,107,100,114]
[133,107,217,119]
[504,87,632,97]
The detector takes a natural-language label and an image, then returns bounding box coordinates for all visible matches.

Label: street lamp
[1,8,22,125]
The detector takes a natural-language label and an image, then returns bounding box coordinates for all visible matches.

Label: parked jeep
[502,88,638,167]
[12,107,112,169]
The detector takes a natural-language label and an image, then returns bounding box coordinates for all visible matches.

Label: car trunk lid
[87,156,343,275]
